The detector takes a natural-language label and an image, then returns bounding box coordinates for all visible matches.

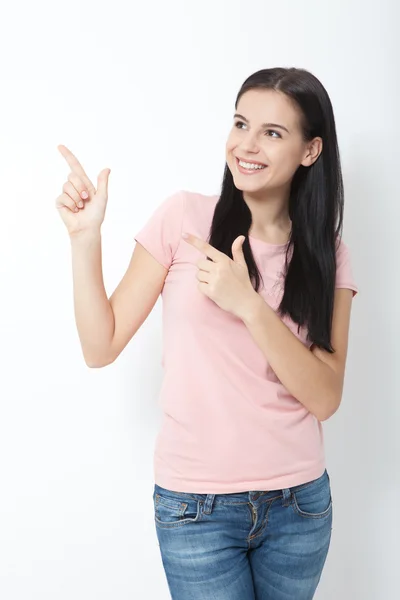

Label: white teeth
[238,160,266,170]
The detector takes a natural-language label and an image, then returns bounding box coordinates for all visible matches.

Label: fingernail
[81,191,88,199]
[78,201,84,208]
[182,232,189,238]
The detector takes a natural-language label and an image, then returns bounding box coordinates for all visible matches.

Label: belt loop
[203,494,215,515]
[282,487,292,507]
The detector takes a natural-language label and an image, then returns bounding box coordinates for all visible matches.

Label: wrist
[238,291,264,324]
[69,227,101,242]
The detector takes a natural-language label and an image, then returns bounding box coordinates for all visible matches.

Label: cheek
[225,140,233,155]
[272,152,302,183]
[226,130,239,151]
[225,139,236,163]
[272,145,299,169]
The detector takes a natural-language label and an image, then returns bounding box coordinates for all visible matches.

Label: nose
[239,131,260,154]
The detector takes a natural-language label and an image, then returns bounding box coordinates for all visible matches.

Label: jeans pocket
[154,488,203,529]
[292,470,333,519]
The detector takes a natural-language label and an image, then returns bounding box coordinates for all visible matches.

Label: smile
[236,157,268,174]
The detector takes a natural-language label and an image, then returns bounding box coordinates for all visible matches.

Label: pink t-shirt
[134,190,358,494]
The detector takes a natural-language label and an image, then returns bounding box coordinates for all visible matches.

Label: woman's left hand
[182,232,261,320]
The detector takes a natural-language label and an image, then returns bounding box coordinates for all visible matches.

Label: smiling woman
[216,72,337,354]
[58,66,358,600]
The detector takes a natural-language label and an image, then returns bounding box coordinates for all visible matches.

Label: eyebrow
[233,113,290,134]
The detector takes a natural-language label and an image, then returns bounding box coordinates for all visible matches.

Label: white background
[0,0,398,598]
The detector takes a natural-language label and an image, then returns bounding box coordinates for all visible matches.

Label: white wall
[0,0,398,598]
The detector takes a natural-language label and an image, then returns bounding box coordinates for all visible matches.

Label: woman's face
[225,88,321,197]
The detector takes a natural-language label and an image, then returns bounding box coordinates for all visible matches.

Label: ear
[301,137,323,167]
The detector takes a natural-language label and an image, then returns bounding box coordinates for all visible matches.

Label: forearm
[70,229,115,366]
[240,294,339,421]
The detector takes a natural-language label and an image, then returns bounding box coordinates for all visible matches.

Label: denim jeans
[153,469,332,599]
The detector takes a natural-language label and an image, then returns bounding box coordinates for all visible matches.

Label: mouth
[235,156,268,175]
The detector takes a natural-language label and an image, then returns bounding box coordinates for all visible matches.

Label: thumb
[231,235,246,266]
[97,168,111,195]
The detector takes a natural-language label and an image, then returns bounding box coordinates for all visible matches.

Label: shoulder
[335,236,353,267]
[157,189,219,220]
[178,190,219,231]
[166,190,218,245]
[179,189,219,215]
[335,236,358,296]
[336,236,350,255]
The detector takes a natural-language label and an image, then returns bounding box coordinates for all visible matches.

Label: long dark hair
[208,67,344,353]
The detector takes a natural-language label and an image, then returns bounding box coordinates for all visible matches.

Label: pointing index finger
[182,233,225,262]
[57,145,95,193]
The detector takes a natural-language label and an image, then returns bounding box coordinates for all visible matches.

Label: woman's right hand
[55,145,111,236]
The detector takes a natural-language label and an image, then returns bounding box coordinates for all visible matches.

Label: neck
[242,189,291,242]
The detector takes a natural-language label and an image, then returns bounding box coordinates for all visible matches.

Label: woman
[56,67,358,600]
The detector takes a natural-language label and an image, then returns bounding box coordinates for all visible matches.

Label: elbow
[84,354,115,368]
[317,408,336,422]
[316,392,342,422]
[85,360,107,368]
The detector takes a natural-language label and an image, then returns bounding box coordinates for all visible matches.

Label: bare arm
[69,228,111,366]
[70,230,167,367]
[182,232,355,423]
[56,145,168,367]
[241,287,354,421]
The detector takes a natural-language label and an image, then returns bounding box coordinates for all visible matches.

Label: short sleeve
[133,190,185,269]
[335,239,358,297]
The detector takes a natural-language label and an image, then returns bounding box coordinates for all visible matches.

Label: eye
[265,129,281,139]
[234,121,281,138]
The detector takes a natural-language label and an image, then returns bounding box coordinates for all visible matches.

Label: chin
[231,174,267,194]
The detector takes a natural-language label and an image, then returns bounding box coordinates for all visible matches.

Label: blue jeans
[153,469,332,599]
